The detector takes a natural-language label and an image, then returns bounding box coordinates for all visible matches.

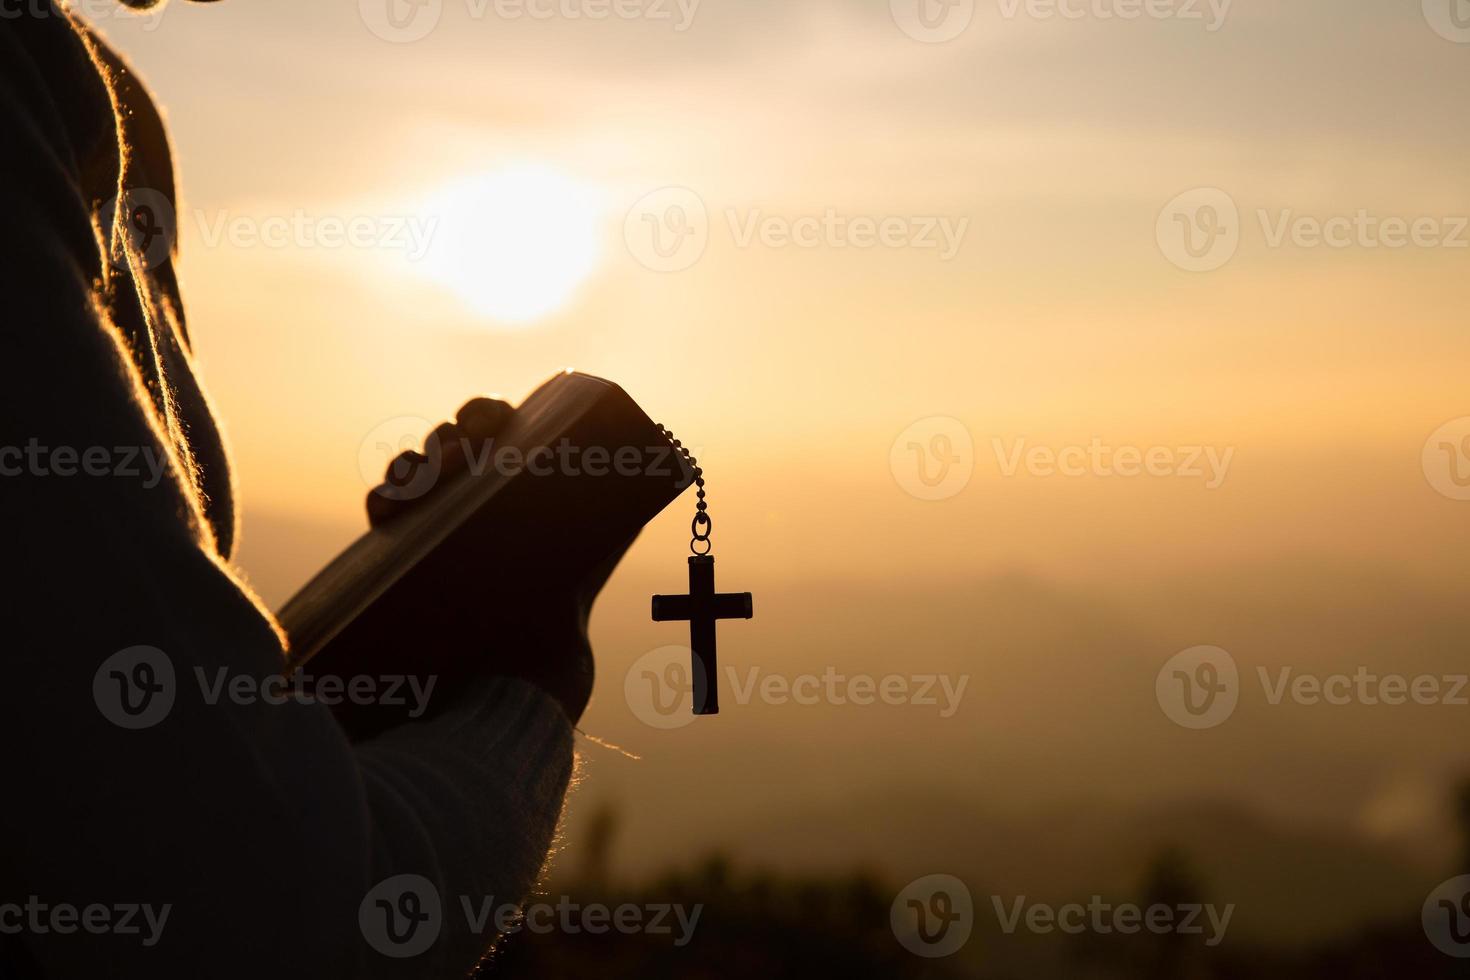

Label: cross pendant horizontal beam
[651,555,752,715]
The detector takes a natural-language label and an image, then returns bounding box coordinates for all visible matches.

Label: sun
[416,164,603,325]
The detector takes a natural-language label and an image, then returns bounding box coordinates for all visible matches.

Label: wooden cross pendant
[651,555,753,715]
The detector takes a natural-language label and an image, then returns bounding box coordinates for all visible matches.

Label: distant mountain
[682,789,1438,946]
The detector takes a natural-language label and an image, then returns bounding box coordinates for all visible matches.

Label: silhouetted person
[0,4,590,975]
[1137,847,1209,980]
[1454,777,1470,874]
[577,802,621,894]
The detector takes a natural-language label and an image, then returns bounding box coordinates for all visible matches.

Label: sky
[83,0,1470,940]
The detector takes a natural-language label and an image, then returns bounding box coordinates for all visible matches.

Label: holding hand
[360,396,595,725]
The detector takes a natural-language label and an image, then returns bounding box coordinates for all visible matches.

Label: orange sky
[83,0,1470,933]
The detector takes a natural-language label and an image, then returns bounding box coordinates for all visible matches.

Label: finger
[456,397,513,442]
[428,421,468,479]
[366,486,401,527]
[384,449,430,488]
[369,444,440,524]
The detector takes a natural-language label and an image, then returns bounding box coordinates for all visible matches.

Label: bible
[278,370,695,738]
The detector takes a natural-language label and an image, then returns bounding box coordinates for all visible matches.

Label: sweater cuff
[416,674,576,803]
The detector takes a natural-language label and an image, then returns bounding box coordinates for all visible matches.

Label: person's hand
[365,396,512,528]
[362,396,594,725]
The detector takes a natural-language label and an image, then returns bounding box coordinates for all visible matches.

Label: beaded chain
[655,424,712,556]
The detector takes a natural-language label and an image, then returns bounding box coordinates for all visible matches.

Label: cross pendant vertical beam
[651,555,753,715]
